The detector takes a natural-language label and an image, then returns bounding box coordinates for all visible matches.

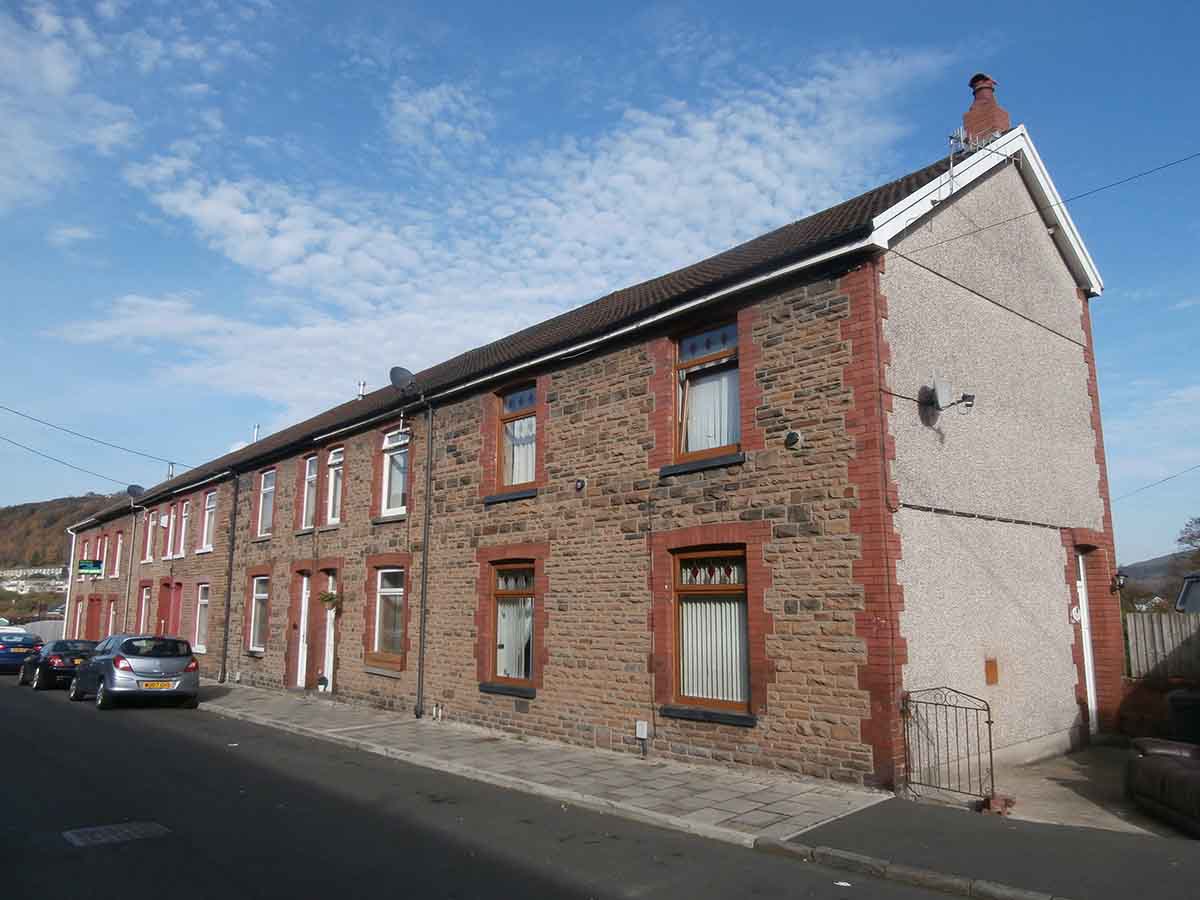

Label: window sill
[195,648,207,655]
[245,649,265,659]
[250,535,271,544]
[371,513,407,526]
[479,681,536,699]
[294,528,314,537]
[659,704,756,728]
[658,452,745,479]
[317,524,341,533]
[483,487,538,506]
[195,547,214,555]
[364,665,405,680]
[365,652,405,672]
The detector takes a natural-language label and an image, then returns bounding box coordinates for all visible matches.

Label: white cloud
[0,12,135,211]
[1170,298,1199,311]
[95,0,124,21]
[87,49,948,426]
[179,82,212,96]
[47,224,97,247]
[197,107,224,132]
[386,81,493,156]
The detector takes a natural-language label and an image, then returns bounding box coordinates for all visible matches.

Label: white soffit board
[868,125,1104,296]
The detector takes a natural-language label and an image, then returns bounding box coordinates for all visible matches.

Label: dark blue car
[0,632,44,673]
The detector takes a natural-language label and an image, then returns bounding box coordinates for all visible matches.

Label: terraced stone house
[65,75,1118,787]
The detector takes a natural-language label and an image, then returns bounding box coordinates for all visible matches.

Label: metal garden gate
[902,686,995,800]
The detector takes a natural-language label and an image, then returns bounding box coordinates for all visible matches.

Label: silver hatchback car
[68,634,200,709]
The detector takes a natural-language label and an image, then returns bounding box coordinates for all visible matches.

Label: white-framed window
[381,431,409,516]
[257,470,275,537]
[177,500,189,557]
[113,532,123,578]
[139,585,151,633]
[676,322,740,460]
[195,583,210,653]
[200,491,216,551]
[79,540,89,581]
[249,576,269,651]
[107,599,116,637]
[143,511,155,562]
[166,504,177,558]
[301,455,318,529]
[99,535,109,577]
[374,569,405,656]
[325,448,344,524]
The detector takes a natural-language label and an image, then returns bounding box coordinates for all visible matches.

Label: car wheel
[16,666,29,686]
[180,694,200,709]
[95,679,114,710]
[31,666,47,691]
[68,676,84,701]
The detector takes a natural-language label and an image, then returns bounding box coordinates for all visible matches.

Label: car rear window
[121,638,191,658]
[2,634,39,646]
[56,640,95,652]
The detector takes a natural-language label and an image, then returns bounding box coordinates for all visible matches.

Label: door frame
[1075,551,1099,735]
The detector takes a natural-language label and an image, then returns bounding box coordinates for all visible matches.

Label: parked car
[0,625,28,634]
[0,632,43,673]
[17,639,96,690]
[68,635,199,709]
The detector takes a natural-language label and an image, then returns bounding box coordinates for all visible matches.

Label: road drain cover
[63,821,170,847]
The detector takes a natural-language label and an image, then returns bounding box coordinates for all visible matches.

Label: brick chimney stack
[963,73,1010,144]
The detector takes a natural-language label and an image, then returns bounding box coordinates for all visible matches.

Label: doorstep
[197,680,886,847]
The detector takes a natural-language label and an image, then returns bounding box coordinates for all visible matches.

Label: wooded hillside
[0,494,115,567]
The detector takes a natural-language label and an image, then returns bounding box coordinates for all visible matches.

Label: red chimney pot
[963,72,1010,144]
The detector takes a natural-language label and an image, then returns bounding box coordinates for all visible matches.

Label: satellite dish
[126,485,145,498]
[389,366,416,391]
[932,377,954,411]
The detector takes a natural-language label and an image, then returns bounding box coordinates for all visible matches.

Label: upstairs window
[165,504,177,557]
[143,510,156,562]
[381,431,409,516]
[79,540,90,580]
[257,470,275,537]
[200,491,216,551]
[177,500,189,557]
[494,565,535,684]
[499,385,537,487]
[113,532,123,578]
[675,550,749,710]
[99,535,109,577]
[676,323,740,460]
[301,455,318,529]
[326,448,344,524]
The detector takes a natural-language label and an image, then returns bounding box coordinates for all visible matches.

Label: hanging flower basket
[317,591,340,611]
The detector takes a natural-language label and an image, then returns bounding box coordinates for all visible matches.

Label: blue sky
[0,0,1197,564]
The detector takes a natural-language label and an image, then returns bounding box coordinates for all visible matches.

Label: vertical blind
[377,570,405,654]
[682,366,740,453]
[679,595,748,703]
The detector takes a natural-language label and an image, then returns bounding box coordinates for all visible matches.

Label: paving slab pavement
[199,681,886,846]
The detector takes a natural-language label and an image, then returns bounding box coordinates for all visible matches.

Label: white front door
[320,573,336,692]
[1076,552,1099,735]
[296,575,310,688]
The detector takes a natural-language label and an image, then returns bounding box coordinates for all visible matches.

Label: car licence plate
[10,648,28,653]
[142,681,174,690]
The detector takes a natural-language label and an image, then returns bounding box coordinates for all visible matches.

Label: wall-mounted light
[784,431,802,450]
[1112,570,1128,593]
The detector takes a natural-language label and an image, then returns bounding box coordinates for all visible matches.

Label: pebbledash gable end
[61,72,1116,787]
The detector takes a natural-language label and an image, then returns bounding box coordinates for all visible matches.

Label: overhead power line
[0,433,130,487]
[1113,462,1200,503]
[0,403,193,469]
[906,148,1200,256]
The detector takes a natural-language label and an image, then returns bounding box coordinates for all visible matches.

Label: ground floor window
[195,584,209,653]
[675,550,749,710]
[494,565,534,683]
[250,576,269,651]
[374,569,405,656]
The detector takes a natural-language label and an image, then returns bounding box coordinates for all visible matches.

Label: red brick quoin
[648,522,775,713]
[841,258,908,788]
[473,543,551,688]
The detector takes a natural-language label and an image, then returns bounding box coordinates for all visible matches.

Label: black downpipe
[414,400,434,717]
[218,473,241,683]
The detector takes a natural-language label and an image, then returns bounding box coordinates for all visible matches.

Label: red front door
[84,597,102,641]
[155,585,171,635]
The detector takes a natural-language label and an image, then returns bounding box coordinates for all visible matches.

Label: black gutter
[413,399,435,718]
[218,472,241,683]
